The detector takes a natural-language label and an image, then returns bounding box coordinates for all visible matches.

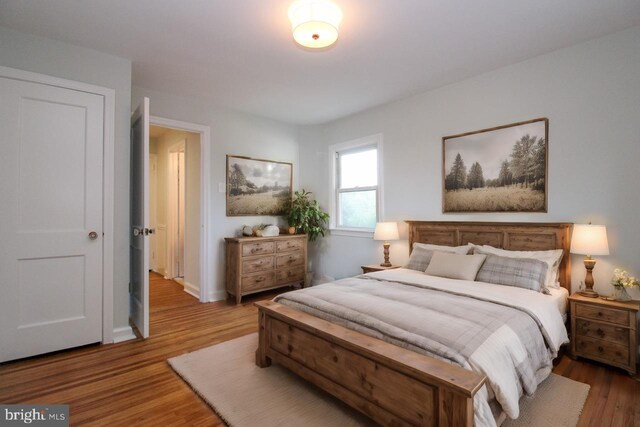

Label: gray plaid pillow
[476,254,549,293]
[405,246,434,271]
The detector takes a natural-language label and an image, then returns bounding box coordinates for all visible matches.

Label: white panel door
[130,97,150,338]
[0,76,104,362]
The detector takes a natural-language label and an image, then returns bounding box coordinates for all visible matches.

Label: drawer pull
[597,312,603,317]
[255,277,264,282]
[596,328,604,337]
[597,346,604,353]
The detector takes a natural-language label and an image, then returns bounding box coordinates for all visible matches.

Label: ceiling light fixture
[288,0,343,49]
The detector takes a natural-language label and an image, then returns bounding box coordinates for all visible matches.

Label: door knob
[88,231,99,240]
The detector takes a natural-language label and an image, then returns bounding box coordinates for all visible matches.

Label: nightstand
[361,264,400,274]
[569,293,639,375]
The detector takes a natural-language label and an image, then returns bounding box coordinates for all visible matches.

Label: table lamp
[570,223,609,298]
[374,222,399,267]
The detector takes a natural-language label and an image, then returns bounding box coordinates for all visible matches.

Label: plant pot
[288,226,296,235]
[613,286,631,301]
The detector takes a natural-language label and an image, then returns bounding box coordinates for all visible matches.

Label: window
[329,134,382,235]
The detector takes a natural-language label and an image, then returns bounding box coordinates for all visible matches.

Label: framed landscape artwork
[226,155,293,216]
[442,118,548,213]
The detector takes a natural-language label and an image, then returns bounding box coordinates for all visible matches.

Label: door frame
[0,65,116,344]
[149,116,211,303]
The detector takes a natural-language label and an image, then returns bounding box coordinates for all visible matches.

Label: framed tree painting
[226,155,293,216]
[442,118,548,213]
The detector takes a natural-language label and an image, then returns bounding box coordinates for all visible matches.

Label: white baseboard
[182,280,200,299]
[112,326,137,343]
[209,289,227,302]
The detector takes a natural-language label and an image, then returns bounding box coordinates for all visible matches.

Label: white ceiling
[2,1,639,125]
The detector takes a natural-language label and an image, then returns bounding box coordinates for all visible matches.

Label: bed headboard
[406,221,573,291]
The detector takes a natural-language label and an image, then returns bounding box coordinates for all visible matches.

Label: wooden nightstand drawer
[242,241,275,257]
[242,255,274,274]
[576,319,629,346]
[575,336,629,366]
[569,294,639,375]
[361,264,400,274]
[575,303,628,326]
[242,272,276,291]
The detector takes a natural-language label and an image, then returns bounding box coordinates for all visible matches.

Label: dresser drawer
[242,241,275,257]
[242,272,275,292]
[575,303,628,326]
[277,267,305,285]
[276,252,304,268]
[242,255,274,274]
[576,319,629,346]
[575,336,629,366]
[276,239,304,253]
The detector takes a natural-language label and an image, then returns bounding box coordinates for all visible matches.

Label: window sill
[329,228,374,238]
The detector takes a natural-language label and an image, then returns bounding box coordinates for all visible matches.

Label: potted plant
[286,190,329,242]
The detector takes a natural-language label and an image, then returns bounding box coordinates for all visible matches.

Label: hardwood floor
[0,272,638,426]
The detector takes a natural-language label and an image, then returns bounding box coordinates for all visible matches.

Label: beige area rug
[168,334,590,427]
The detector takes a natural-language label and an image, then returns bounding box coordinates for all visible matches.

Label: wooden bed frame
[255,221,573,426]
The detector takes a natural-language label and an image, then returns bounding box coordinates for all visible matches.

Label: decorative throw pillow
[424,252,487,281]
[473,245,563,289]
[405,243,472,271]
[405,246,435,271]
[476,254,549,293]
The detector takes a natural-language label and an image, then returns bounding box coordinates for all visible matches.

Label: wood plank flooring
[1,272,638,426]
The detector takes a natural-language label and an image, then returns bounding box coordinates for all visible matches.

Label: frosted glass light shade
[374,222,399,241]
[570,224,610,256]
[288,0,342,48]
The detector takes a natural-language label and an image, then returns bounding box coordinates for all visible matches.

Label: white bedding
[547,286,569,321]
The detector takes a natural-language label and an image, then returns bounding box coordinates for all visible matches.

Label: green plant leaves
[286,189,329,242]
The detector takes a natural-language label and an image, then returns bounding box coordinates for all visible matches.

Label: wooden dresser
[225,234,307,304]
[569,293,639,375]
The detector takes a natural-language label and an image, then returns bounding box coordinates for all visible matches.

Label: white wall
[299,25,640,299]
[0,26,133,329]
[133,86,299,301]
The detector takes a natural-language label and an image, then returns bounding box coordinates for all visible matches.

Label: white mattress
[547,286,569,321]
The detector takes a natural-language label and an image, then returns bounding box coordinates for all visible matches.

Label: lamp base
[578,289,599,298]
[580,256,599,298]
[380,242,392,267]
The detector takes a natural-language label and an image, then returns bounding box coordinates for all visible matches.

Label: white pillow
[413,242,472,255]
[425,252,487,281]
[474,245,563,289]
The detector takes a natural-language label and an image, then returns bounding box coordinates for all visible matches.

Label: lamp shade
[288,0,342,48]
[570,224,609,256]
[373,222,399,241]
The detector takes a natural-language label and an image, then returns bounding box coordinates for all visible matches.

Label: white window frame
[328,134,383,238]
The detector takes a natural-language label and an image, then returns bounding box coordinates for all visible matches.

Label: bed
[255,221,572,426]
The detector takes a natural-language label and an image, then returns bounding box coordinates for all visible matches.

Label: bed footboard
[255,300,486,426]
